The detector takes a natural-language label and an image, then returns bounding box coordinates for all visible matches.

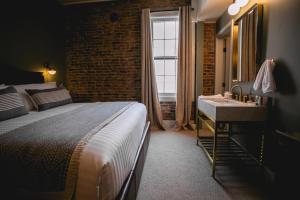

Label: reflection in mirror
[231,4,262,83]
[232,25,239,82]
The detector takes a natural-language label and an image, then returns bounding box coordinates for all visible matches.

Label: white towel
[253,59,276,93]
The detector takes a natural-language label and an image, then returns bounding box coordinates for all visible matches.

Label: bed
[0,68,150,200]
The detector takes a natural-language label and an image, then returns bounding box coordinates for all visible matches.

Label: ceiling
[60,0,115,6]
[61,0,231,22]
[192,0,232,22]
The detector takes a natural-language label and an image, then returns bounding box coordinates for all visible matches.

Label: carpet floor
[137,130,269,200]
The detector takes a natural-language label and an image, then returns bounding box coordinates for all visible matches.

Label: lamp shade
[44,63,56,76]
[48,69,56,75]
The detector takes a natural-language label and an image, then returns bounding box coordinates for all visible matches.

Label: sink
[198,96,267,122]
[207,99,230,103]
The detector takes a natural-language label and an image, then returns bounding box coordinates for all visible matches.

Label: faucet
[230,85,243,101]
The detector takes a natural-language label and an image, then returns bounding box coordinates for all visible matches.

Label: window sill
[159,94,176,102]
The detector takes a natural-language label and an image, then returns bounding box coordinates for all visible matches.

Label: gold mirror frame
[229,4,263,87]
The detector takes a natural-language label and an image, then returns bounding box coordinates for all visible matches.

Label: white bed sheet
[76,102,147,200]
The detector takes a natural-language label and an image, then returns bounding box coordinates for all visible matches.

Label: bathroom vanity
[197,96,267,178]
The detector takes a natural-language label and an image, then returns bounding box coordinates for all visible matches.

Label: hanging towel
[253,59,276,93]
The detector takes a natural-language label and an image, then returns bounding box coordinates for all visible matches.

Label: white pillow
[14,82,57,111]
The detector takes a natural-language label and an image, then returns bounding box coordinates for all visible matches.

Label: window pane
[175,21,179,39]
[175,39,178,57]
[165,60,176,75]
[154,60,164,75]
[165,40,176,56]
[175,60,178,76]
[153,40,164,57]
[165,21,176,39]
[153,22,164,39]
[156,76,164,93]
[165,76,176,93]
[151,15,179,97]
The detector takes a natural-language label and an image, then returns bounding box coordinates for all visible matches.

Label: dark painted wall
[0,0,65,84]
[217,0,300,132]
[264,0,300,131]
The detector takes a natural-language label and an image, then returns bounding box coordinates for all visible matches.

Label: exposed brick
[65,0,190,102]
[202,23,216,95]
[160,101,195,121]
[160,101,176,120]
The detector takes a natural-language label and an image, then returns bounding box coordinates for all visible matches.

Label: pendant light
[228,0,250,16]
[228,3,240,16]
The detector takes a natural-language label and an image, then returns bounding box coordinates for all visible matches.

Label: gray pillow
[0,84,7,89]
[26,87,72,111]
[14,82,57,111]
[0,86,28,121]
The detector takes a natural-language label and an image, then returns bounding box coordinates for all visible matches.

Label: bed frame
[1,67,151,200]
[118,122,150,200]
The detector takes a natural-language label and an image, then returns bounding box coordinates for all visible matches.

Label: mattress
[0,102,147,200]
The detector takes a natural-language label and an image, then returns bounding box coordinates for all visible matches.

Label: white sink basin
[198,97,267,122]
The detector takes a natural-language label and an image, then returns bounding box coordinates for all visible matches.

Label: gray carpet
[137,130,268,200]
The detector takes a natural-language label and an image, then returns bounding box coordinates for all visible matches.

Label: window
[151,12,179,101]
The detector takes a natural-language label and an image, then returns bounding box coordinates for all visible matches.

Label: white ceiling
[192,0,232,22]
[61,0,115,6]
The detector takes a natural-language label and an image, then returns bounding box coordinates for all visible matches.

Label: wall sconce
[228,0,249,16]
[44,63,56,75]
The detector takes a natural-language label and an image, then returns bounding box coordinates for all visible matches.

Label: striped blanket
[0,102,133,199]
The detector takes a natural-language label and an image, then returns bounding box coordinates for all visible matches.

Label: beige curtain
[241,9,258,81]
[176,6,194,129]
[141,8,165,130]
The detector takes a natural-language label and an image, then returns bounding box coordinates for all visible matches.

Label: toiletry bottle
[255,96,263,106]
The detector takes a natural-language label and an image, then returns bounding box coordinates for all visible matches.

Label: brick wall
[160,101,176,120]
[202,23,216,95]
[65,0,189,102]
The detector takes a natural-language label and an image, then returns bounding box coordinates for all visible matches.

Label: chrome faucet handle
[231,84,243,101]
[243,95,248,103]
[234,94,241,101]
[238,95,242,101]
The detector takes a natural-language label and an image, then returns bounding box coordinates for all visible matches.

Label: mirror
[231,4,263,83]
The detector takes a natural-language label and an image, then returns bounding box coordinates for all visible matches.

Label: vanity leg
[212,122,219,178]
[259,122,267,167]
[259,132,265,166]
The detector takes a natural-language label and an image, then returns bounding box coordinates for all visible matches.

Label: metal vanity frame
[196,109,266,179]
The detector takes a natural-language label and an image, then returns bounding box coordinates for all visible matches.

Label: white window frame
[151,11,179,102]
